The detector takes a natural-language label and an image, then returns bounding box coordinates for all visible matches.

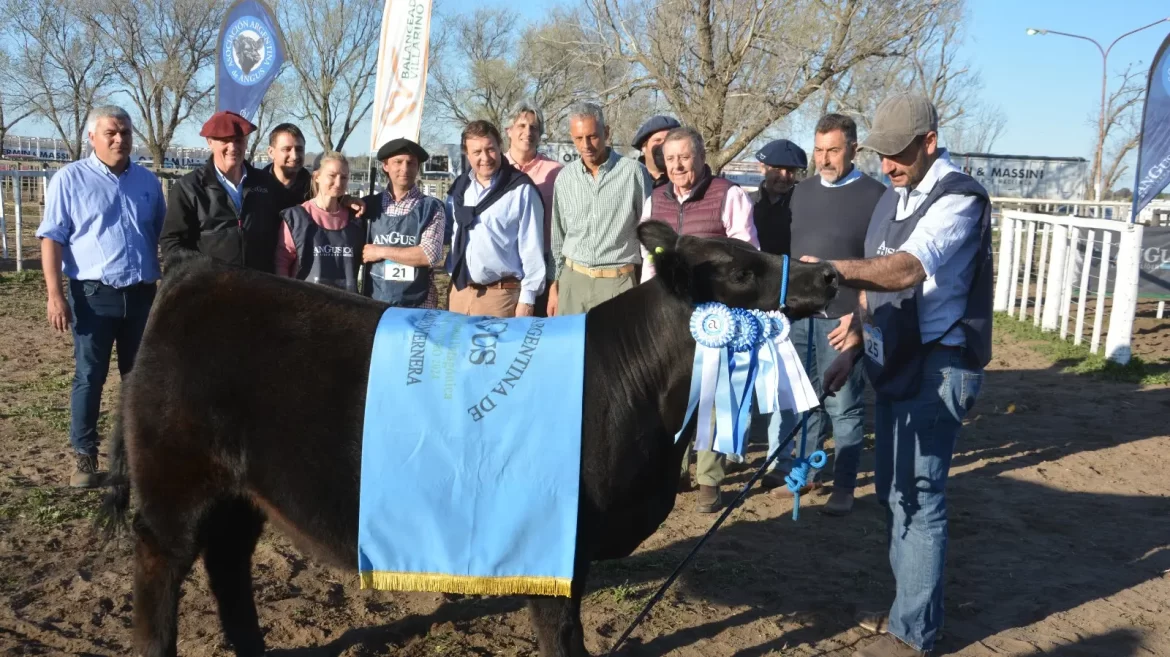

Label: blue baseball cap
[755,139,808,169]
[632,115,682,150]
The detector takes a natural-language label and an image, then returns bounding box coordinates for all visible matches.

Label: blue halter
[778,254,790,309]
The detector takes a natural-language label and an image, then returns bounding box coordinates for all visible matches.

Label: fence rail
[993,210,1143,364]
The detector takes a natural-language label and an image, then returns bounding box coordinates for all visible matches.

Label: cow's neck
[590,282,697,436]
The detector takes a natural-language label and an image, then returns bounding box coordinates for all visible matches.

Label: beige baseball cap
[861,94,939,156]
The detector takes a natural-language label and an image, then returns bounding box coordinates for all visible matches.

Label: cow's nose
[824,269,838,288]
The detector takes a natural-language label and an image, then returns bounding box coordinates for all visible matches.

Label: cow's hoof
[695,485,722,513]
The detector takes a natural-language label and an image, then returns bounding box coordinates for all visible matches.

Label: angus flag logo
[216,0,286,122]
[1132,32,1170,218]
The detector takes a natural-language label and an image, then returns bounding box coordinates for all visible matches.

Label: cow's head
[638,221,838,319]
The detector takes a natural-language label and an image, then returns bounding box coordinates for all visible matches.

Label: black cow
[98,221,838,657]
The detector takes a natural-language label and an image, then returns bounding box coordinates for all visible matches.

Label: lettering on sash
[467,319,546,422]
[406,310,441,385]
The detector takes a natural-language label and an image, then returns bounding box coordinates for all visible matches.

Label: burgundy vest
[647,172,734,238]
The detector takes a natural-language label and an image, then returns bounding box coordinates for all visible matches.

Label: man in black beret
[360,137,448,308]
[752,138,807,257]
[632,115,680,188]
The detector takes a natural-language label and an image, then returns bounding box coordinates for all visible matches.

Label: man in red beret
[159,111,289,272]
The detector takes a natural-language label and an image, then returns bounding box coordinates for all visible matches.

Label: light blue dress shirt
[445,170,547,305]
[36,153,167,287]
[895,149,984,346]
[214,165,247,213]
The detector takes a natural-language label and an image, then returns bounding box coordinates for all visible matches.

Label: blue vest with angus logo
[282,206,363,293]
[364,193,443,307]
[861,171,993,399]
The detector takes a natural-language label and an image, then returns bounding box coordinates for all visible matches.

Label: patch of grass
[994,313,1170,386]
[6,401,70,432]
[0,270,42,286]
[0,487,103,527]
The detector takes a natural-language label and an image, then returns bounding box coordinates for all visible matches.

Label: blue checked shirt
[36,154,167,287]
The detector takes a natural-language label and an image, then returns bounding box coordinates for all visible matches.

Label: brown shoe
[69,453,104,489]
[822,489,855,516]
[852,635,927,657]
[856,610,888,634]
[770,480,820,498]
[695,485,722,513]
[760,471,785,490]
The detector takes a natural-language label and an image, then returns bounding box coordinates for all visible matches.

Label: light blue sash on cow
[358,308,586,597]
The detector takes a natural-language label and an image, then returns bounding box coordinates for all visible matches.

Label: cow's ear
[638,221,691,297]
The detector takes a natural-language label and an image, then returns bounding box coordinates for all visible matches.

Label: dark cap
[632,115,681,149]
[199,111,257,140]
[861,94,939,156]
[376,137,429,163]
[755,139,808,169]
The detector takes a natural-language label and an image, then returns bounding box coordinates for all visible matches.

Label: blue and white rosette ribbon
[675,303,819,460]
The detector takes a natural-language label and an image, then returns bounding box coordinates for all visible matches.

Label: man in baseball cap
[812,93,994,657]
[160,111,288,272]
[632,115,680,188]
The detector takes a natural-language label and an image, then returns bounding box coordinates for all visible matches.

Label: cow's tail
[95,412,131,540]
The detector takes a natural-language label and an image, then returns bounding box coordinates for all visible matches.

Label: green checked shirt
[550,149,653,279]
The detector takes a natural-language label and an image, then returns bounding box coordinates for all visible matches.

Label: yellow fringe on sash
[359,571,573,597]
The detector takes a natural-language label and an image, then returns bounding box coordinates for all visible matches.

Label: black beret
[755,139,808,169]
[376,138,429,163]
[631,115,682,149]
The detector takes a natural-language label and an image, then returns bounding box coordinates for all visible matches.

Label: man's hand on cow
[546,282,559,317]
[799,255,822,264]
[828,313,853,352]
[47,292,72,333]
[515,303,535,318]
[362,244,385,264]
[823,348,859,397]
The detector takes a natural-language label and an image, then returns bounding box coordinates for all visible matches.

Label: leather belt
[564,257,636,279]
[468,277,521,290]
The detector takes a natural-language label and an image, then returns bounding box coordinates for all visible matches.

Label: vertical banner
[215,0,286,123]
[1132,32,1170,220]
[369,0,433,151]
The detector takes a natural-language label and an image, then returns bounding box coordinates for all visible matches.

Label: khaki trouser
[448,284,521,318]
[681,443,726,487]
[556,262,638,315]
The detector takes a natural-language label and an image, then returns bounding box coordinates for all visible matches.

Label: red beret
[199,111,257,139]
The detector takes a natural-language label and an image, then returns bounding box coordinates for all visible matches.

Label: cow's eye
[732,268,754,284]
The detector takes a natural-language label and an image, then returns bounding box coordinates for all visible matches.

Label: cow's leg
[132,510,201,657]
[527,565,590,657]
[202,498,267,657]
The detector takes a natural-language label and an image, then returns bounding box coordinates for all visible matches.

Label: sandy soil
[1,267,1169,657]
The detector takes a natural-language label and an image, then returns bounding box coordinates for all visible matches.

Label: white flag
[369,0,433,150]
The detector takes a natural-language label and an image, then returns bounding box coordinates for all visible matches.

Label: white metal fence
[993,209,1144,364]
[0,170,51,270]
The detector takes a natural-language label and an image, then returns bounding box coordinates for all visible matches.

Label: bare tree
[279,0,381,152]
[248,78,294,160]
[0,50,35,149]
[3,0,115,159]
[580,0,945,171]
[1092,63,1144,198]
[89,0,225,165]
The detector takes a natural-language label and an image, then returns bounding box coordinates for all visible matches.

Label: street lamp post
[1027,18,1170,206]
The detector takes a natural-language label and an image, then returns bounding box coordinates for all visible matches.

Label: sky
[12,0,1170,178]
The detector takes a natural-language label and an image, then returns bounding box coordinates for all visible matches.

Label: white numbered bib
[384,263,416,282]
[863,323,885,367]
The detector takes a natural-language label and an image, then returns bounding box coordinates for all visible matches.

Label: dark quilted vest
[647,171,734,239]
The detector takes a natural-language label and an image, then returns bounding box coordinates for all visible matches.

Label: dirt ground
[1,265,1169,656]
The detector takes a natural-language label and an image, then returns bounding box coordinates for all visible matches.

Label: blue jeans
[67,279,155,456]
[752,316,865,489]
[876,348,982,653]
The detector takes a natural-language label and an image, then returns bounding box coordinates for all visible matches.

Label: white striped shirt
[550,150,653,278]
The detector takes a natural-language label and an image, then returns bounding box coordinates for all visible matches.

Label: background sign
[215,0,286,122]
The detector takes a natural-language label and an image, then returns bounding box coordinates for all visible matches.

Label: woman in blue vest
[361,138,447,308]
[275,152,364,291]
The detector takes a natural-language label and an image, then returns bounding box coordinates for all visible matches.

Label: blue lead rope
[779,254,790,309]
[786,323,825,520]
